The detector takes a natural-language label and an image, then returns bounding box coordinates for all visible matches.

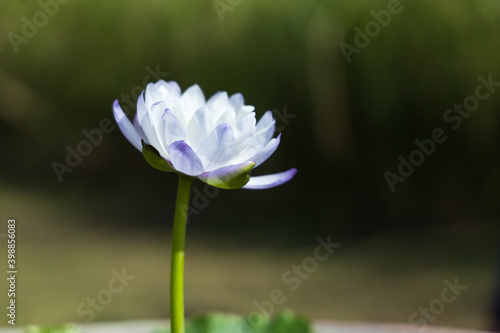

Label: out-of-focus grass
[0,182,497,330]
[1,0,500,251]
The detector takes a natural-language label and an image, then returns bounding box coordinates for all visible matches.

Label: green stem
[171,174,193,333]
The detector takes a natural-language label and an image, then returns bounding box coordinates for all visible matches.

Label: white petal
[136,92,148,126]
[150,101,167,124]
[252,110,276,147]
[229,93,244,110]
[243,168,297,190]
[233,118,276,164]
[196,123,235,170]
[241,106,255,112]
[248,133,281,167]
[186,106,213,150]
[144,80,182,111]
[256,110,275,133]
[165,81,181,99]
[229,93,255,121]
[158,81,181,109]
[234,112,256,153]
[215,108,236,126]
[172,101,187,128]
[236,105,255,121]
[140,106,168,158]
[162,109,186,146]
[133,114,147,142]
[113,100,142,151]
[150,101,169,152]
[180,84,205,122]
[145,82,165,108]
[235,112,256,136]
[207,91,230,121]
[207,91,223,105]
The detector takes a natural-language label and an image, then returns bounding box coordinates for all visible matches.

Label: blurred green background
[1,0,499,330]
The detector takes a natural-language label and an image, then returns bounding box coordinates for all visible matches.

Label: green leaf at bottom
[153,310,314,333]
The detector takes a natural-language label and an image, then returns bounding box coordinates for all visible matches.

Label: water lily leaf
[265,309,313,333]
[142,141,176,172]
[153,310,313,333]
[187,313,248,333]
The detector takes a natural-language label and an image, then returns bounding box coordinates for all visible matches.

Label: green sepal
[142,141,176,172]
[198,161,255,189]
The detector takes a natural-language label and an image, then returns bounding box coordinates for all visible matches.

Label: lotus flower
[113,80,296,189]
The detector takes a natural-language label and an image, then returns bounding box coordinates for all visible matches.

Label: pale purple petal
[168,140,204,176]
[198,161,255,188]
[199,161,254,179]
[113,100,142,151]
[243,168,297,190]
